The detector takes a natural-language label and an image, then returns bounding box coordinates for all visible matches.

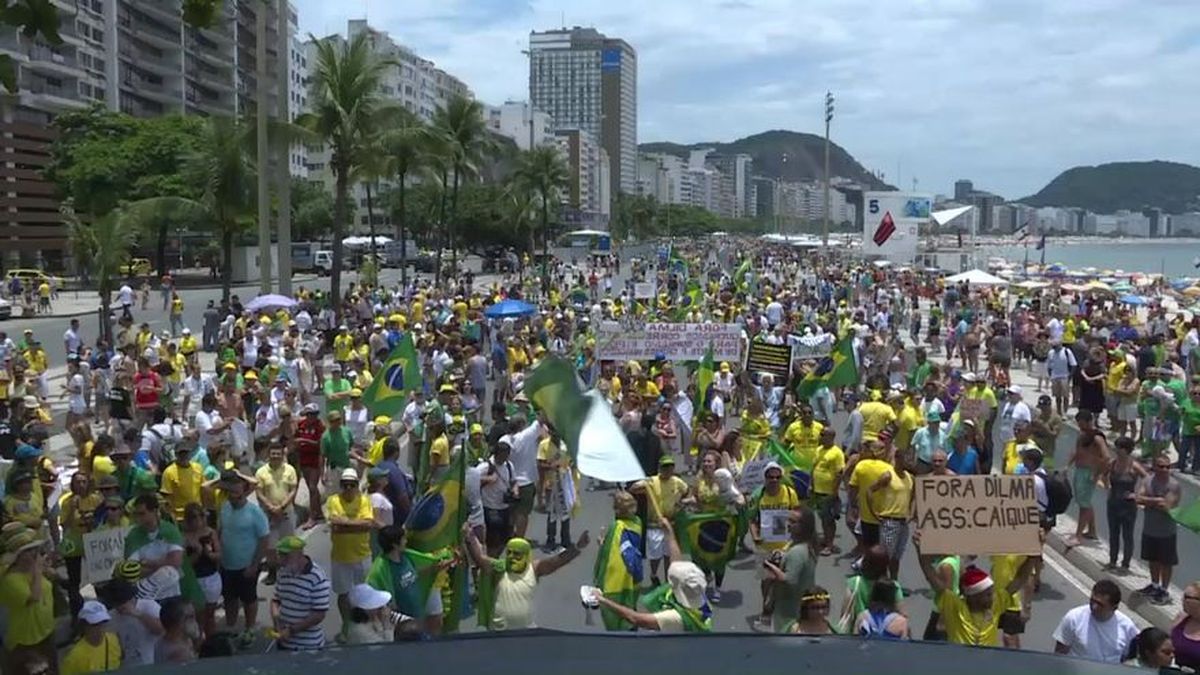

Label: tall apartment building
[706,152,754,219]
[304,20,473,233]
[486,101,554,151]
[0,0,298,266]
[555,127,609,225]
[529,27,636,211]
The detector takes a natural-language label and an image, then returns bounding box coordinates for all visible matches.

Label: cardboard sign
[595,322,743,363]
[745,342,792,382]
[738,456,771,495]
[82,527,132,586]
[760,509,791,543]
[913,475,1042,556]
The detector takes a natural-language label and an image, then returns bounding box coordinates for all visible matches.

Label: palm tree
[500,182,537,283]
[296,32,391,316]
[514,146,569,293]
[431,95,493,282]
[380,107,429,288]
[67,208,137,343]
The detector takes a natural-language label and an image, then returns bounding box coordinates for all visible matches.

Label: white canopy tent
[342,235,392,246]
[565,229,609,237]
[931,205,973,226]
[945,269,1009,286]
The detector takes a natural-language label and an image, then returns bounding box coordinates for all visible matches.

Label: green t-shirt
[324,378,351,414]
[1181,398,1200,436]
[1165,380,1188,422]
[908,362,933,389]
[321,427,354,469]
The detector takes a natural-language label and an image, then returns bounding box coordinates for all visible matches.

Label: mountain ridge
[1020,160,1200,214]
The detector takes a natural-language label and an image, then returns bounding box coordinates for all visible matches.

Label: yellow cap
[350,388,363,398]
[374,415,391,426]
[244,370,258,380]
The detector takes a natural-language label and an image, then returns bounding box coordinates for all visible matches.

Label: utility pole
[255,3,271,293]
[275,0,293,295]
[823,91,834,251]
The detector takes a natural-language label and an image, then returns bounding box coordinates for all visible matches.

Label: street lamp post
[823,91,834,251]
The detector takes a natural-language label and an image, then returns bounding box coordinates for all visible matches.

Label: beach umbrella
[1184,286,1200,298]
[245,293,297,312]
[1083,280,1112,293]
[1111,281,1134,292]
[1118,294,1148,306]
[484,299,537,318]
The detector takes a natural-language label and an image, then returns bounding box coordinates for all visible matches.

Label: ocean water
[980,241,1200,278]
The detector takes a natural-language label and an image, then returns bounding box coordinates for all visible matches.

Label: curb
[5,307,100,321]
[1046,514,1180,629]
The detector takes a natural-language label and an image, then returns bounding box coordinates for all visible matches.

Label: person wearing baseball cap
[1029,394,1062,459]
[325,467,373,640]
[272,535,332,651]
[994,385,1032,474]
[61,600,120,673]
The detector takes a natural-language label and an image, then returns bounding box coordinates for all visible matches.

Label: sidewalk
[5,294,99,320]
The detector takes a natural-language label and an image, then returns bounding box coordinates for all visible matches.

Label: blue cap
[14,443,41,460]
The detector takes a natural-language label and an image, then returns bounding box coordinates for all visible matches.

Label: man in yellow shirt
[894,390,923,454]
[0,527,56,670]
[811,428,845,555]
[256,445,299,584]
[631,456,689,585]
[748,461,800,628]
[858,392,897,443]
[782,404,823,470]
[159,445,204,522]
[23,339,48,398]
[178,327,198,362]
[862,446,914,578]
[332,325,355,368]
[917,550,1036,648]
[325,468,373,638]
[61,601,121,674]
[847,440,893,551]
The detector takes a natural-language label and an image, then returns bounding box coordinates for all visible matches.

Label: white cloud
[294,0,1200,198]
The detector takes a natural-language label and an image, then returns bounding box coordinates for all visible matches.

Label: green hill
[640,129,892,190]
[1021,161,1200,214]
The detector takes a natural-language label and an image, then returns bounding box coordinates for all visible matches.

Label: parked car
[314,250,334,276]
[413,251,438,273]
[5,269,60,291]
[119,258,153,277]
[0,296,12,319]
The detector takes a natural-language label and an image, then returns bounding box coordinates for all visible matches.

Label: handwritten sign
[760,509,790,543]
[633,282,656,300]
[595,322,743,363]
[913,475,1041,556]
[745,342,792,382]
[791,334,833,361]
[737,456,771,495]
[82,527,132,586]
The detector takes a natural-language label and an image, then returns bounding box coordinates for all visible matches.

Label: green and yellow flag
[733,257,752,292]
[361,333,422,418]
[694,343,714,419]
[593,516,644,631]
[1172,500,1200,534]
[674,280,704,321]
[524,356,592,458]
[794,337,858,400]
[674,510,738,576]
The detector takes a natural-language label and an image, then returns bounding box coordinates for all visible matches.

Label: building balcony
[138,2,183,28]
[188,42,234,69]
[126,82,181,109]
[188,68,232,93]
[22,84,85,112]
[129,23,180,51]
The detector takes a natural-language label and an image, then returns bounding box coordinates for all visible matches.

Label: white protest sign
[82,527,132,586]
[759,509,790,543]
[913,475,1041,556]
[633,282,656,300]
[791,334,833,361]
[737,456,770,495]
[595,322,743,363]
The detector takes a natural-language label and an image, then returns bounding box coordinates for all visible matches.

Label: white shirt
[109,598,161,667]
[505,421,542,487]
[1052,605,1138,663]
[345,405,370,445]
[67,373,86,414]
[478,459,515,510]
[1046,318,1064,342]
[63,328,81,354]
[369,492,394,527]
[998,399,1032,441]
[194,409,224,448]
[118,284,134,307]
[1046,347,1076,379]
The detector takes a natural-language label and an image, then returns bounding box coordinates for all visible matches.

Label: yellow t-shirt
[1063,319,1077,344]
[896,403,922,451]
[0,571,55,647]
[356,369,374,391]
[637,380,661,399]
[179,335,198,355]
[429,435,450,469]
[410,301,424,324]
[92,455,116,479]
[37,282,49,299]
[937,588,1003,647]
[783,420,823,467]
[24,349,46,375]
[755,484,800,551]
[366,437,387,466]
[255,463,298,508]
[990,554,1026,613]
[858,402,897,442]
[4,493,44,530]
[848,458,892,525]
[870,469,912,520]
[326,492,373,563]
[171,297,184,315]
[812,445,846,496]
[333,334,355,362]
[642,475,689,523]
[1105,360,1126,393]
[61,633,122,675]
[169,353,187,384]
[160,461,205,521]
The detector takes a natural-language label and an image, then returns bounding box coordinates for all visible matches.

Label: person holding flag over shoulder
[593,491,644,631]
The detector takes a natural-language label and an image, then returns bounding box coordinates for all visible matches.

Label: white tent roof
[342,235,392,246]
[945,269,1009,286]
[565,229,608,237]
[931,205,973,226]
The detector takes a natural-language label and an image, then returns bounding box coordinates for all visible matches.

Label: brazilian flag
[365,548,442,618]
[675,511,738,576]
[733,257,752,292]
[593,516,644,631]
[405,438,466,554]
[694,343,715,420]
[361,333,421,418]
[1172,500,1200,534]
[765,438,813,500]
[794,337,858,400]
[674,281,704,321]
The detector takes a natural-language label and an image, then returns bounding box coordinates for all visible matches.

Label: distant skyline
[295,0,1200,199]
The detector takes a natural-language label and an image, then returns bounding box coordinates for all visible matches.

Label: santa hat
[960,566,994,596]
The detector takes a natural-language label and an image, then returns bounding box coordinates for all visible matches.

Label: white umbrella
[945,269,1010,286]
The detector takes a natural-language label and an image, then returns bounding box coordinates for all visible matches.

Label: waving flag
[674,281,704,320]
[525,357,646,482]
[1172,500,1200,533]
[764,437,813,498]
[795,337,858,400]
[1037,234,1047,251]
[733,257,752,292]
[594,516,644,631]
[1014,220,1029,242]
[872,211,897,246]
[361,333,421,418]
[694,344,715,419]
[405,441,466,553]
[675,510,738,575]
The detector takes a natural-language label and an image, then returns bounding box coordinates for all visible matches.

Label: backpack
[1045,471,1073,517]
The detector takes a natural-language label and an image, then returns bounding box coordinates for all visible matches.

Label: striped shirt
[275,558,331,651]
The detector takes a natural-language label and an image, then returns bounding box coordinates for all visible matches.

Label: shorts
[812,493,841,523]
[998,609,1026,636]
[991,355,1012,369]
[1105,394,1120,419]
[267,510,296,546]
[646,527,667,561]
[197,572,222,605]
[1051,379,1070,398]
[860,521,882,548]
[879,518,909,561]
[514,483,536,517]
[219,567,258,605]
[1141,534,1179,566]
[1072,467,1096,507]
[1118,402,1138,423]
[331,558,372,595]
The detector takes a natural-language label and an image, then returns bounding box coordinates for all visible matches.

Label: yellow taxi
[119,257,153,276]
[5,268,60,290]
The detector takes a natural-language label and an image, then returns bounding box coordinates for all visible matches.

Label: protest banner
[595,322,742,363]
[913,475,1042,556]
[737,456,771,495]
[759,510,791,543]
[82,527,132,586]
[791,334,833,361]
[633,282,656,300]
[745,341,792,382]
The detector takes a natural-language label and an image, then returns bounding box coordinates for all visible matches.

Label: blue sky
[295,0,1200,199]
